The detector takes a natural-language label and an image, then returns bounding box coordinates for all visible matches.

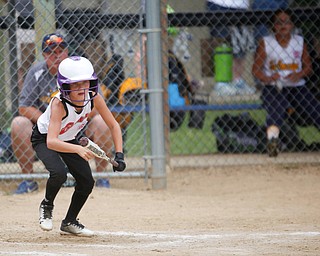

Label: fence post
[146,0,167,190]
[0,1,7,124]
[7,0,19,118]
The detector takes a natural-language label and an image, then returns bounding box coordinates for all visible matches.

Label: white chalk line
[0,253,81,256]
[97,230,320,239]
[0,231,319,255]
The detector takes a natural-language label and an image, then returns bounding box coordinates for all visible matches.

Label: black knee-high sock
[63,192,89,223]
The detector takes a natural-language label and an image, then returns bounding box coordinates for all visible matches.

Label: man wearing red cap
[11,33,69,194]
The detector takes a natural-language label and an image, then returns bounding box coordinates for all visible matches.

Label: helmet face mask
[60,81,98,103]
[57,56,99,107]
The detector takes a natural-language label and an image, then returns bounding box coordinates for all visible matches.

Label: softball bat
[79,137,119,167]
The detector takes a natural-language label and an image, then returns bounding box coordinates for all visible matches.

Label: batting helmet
[57,56,99,105]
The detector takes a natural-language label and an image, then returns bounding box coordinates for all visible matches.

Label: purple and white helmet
[57,56,99,104]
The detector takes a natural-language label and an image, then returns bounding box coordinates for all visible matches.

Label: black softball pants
[33,141,95,223]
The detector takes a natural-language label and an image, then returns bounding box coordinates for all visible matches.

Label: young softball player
[31,56,126,236]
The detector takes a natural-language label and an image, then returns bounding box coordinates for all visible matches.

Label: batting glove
[113,152,126,172]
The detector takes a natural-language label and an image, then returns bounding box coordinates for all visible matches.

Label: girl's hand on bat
[77,146,95,161]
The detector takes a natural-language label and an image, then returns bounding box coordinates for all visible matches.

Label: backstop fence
[0,0,319,190]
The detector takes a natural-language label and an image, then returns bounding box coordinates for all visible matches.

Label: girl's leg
[60,151,95,223]
[292,86,320,130]
[261,86,289,127]
[34,143,68,205]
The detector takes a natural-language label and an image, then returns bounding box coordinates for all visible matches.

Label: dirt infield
[0,163,319,255]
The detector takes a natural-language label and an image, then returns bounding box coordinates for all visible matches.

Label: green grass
[125,113,151,157]
[168,109,267,155]
[125,109,320,157]
[298,125,320,145]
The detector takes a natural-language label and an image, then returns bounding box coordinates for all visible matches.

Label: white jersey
[37,92,93,141]
[207,0,249,9]
[263,34,305,87]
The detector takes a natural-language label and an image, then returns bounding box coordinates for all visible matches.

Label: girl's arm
[252,38,280,84]
[301,42,313,77]
[286,41,312,82]
[92,94,123,153]
[46,98,94,161]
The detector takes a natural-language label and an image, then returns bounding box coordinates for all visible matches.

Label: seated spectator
[251,0,290,42]
[252,9,320,157]
[11,33,113,194]
[251,0,291,91]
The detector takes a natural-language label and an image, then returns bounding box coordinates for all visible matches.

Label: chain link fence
[0,0,320,191]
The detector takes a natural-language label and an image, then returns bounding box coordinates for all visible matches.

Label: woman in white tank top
[252,9,320,157]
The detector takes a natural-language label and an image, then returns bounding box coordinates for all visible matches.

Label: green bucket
[214,44,233,82]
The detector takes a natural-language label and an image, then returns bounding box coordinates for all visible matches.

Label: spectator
[251,0,291,42]
[206,0,256,96]
[11,33,112,194]
[251,0,291,91]
[252,9,320,157]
